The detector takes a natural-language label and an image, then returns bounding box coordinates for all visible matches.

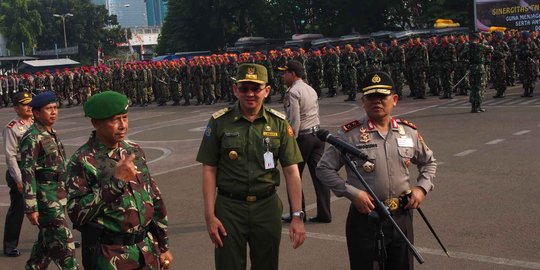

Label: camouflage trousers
[203,80,215,101]
[439,63,454,96]
[25,208,79,270]
[427,66,442,95]
[343,69,357,95]
[492,61,507,95]
[137,81,148,104]
[170,82,181,103]
[390,67,404,97]
[454,63,470,95]
[469,72,486,104]
[96,235,161,270]
[324,72,339,95]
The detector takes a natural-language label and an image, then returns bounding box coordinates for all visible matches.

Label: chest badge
[265,125,271,131]
[228,150,238,160]
[398,125,406,135]
[359,127,370,143]
[362,161,375,173]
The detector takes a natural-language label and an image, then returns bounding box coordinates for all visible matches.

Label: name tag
[397,137,414,147]
[263,131,279,137]
[264,151,275,169]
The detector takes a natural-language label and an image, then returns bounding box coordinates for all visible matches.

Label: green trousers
[215,193,283,270]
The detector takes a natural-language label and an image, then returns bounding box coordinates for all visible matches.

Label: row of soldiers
[1,29,538,109]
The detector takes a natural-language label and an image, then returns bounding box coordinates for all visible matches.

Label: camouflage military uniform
[62,72,74,106]
[438,40,457,98]
[406,41,429,99]
[491,38,510,98]
[427,41,442,96]
[342,50,359,100]
[179,62,192,105]
[365,45,384,72]
[53,74,65,106]
[112,66,124,93]
[517,38,539,97]
[192,63,204,105]
[468,37,492,112]
[155,66,169,106]
[66,132,169,269]
[305,53,324,98]
[20,121,79,270]
[169,65,181,105]
[137,67,149,105]
[323,50,340,97]
[505,35,517,86]
[386,44,406,98]
[455,38,470,96]
[202,63,216,104]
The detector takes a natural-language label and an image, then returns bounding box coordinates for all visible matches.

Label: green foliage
[0,0,125,64]
[158,0,472,54]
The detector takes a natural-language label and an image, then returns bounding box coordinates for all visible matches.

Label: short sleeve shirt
[196,104,303,194]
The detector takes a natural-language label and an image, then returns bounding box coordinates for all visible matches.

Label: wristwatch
[291,211,305,220]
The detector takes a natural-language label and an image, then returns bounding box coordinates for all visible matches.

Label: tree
[0,0,43,55]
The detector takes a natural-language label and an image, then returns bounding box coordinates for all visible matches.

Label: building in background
[92,0,148,28]
[146,0,168,26]
[0,34,6,56]
[91,0,106,5]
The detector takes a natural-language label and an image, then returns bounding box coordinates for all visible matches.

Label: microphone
[316,129,369,161]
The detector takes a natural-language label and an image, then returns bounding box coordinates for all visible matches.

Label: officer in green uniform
[66,91,173,270]
[20,92,80,270]
[197,63,306,270]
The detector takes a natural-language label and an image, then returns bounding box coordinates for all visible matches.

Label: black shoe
[182,101,191,106]
[414,96,426,99]
[4,248,20,257]
[326,92,337,97]
[74,241,81,248]
[307,216,332,223]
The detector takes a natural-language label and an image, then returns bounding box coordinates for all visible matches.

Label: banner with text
[475,0,540,31]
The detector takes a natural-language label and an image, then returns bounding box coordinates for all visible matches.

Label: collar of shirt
[231,103,270,123]
[34,120,56,136]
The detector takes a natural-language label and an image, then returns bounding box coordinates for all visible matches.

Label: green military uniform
[517,31,539,97]
[386,42,406,98]
[468,33,493,112]
[66,91,169,269]
[196,64,303,270]
[323,48,340,97]
[20,92,79,269]
[455,36,470,96]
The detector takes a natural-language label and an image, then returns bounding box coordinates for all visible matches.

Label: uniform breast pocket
[398,147,415,174]
[268,138,281,156]
[222,136,244,161]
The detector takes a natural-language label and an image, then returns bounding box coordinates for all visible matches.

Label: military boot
[521,88,529,97]
[476,101,486,113]
[344,93,356,101]
[471,102,477,113]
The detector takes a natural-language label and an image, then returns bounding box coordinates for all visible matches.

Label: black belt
[218,188,276,202]
[100,228,147,246]
[298,125,320,136]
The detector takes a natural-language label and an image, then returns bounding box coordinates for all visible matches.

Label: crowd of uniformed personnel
[0,29,538,111]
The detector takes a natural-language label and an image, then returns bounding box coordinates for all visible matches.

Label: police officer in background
[197,63,305,270]
[2,92,33,257]
[280,60,331,223]
[316,71,437,270]
[66,91,173,269]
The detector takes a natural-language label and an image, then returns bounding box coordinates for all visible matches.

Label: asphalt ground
[0,86,539,269]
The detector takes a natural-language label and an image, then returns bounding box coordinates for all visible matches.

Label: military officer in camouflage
[197,63,306,270]
[2,92,33,258]
[66,91,173,269]
[19,91,80,269]
[317,71,437,270]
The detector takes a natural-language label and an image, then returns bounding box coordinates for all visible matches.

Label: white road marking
[281,230,540,269]
[189,126,207,132]
[153,163,201,177]
[454,149,477,157]
[513,130,531,135]
[520,99,538,105]
[145,147,172,164]
[486,139,505,145]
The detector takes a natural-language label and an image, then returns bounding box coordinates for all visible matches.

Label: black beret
[278,60,305,77]
[29,91,56,108]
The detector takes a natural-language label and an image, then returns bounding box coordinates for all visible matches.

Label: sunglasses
[237,86,265,93]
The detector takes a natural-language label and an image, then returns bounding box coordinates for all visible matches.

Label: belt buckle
[384,198,399,211]
[246,195,257,202]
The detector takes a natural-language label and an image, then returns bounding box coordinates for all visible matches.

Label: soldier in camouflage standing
[20,92,80,269]
[306,48,324,98]
[427,36,442,96]
[53,70,64,107]
[491,31,510,98]
[504,30,518,86]
[342,44,359,101]
[169,61,181,106]
[155,62,170,106]
[516,31,539,97]
[455,34,471,96]
[406,36,429,99]
[112,63,124,94]
[192,59,204,105]
[179,58,192,106]
[355,45,369,90]
[365,39,384,72]
[136,63,149,106]
[202,57,217,105]
[468,32,492,112]
[274,50,288,102]
[66,91,173,269]
[386,37,406,99]
[438,34,457,99]
[62,69,74,107]
[323,46,340,97]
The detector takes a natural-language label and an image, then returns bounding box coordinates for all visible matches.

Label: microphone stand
[340,153,425,269]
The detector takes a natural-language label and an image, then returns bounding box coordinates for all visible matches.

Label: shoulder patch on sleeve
[212,107,230,119]
[6,120,17,129]
[341,120,362,133]
[268,108,286,120]
[398,119,417,130]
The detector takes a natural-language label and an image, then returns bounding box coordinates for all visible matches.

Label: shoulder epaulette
[341,120,362,133]
[267,108,286,120]
[212,107,231,119]
[398,119,417,130]
[6,120,17,129]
